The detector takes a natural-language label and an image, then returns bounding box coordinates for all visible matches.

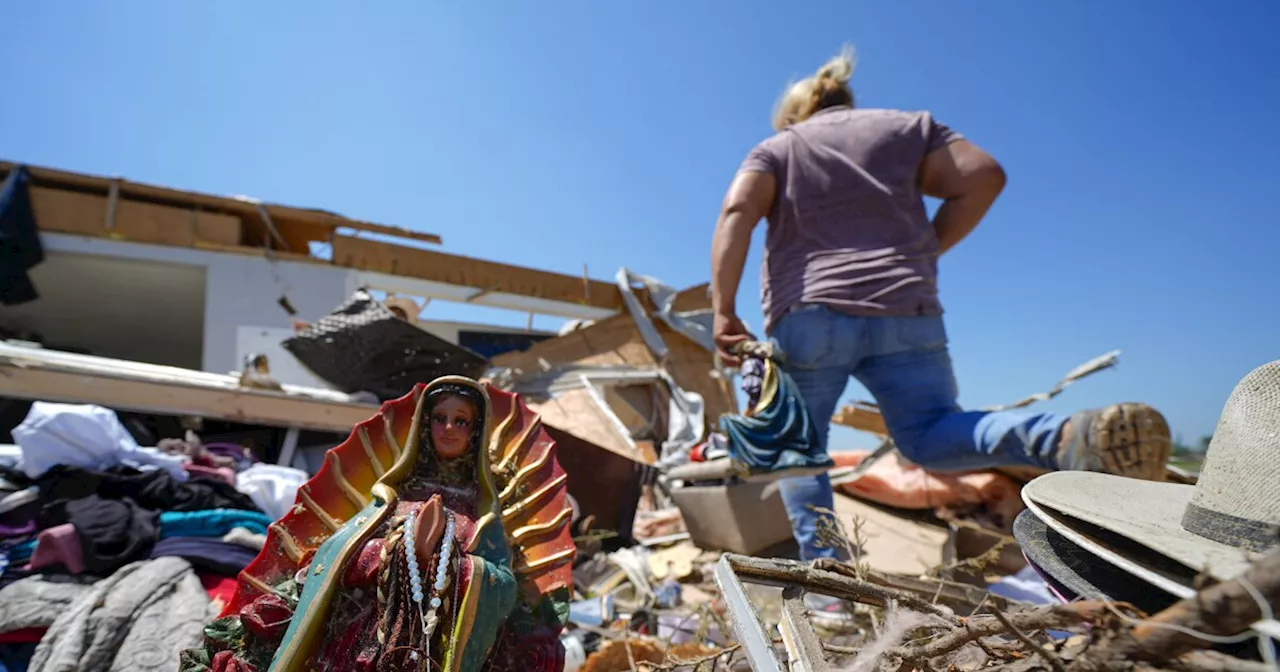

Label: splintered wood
[831,402,889,436]
[710,550,1280,672]
[491,312,737,424]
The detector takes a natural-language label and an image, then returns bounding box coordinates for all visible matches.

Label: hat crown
[1182,360,1280,551]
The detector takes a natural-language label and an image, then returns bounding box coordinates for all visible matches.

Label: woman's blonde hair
[771,45,857,132]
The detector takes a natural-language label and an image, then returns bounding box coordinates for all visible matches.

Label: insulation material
[831,451,1025,524]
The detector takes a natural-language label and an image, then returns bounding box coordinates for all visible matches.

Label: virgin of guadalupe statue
[719,341,835,476]
[180,376,576,672]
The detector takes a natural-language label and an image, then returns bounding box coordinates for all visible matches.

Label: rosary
[402,507,457,663]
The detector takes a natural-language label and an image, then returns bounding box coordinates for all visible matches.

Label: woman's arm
[711,170,775,366]
[919,140,1006,255]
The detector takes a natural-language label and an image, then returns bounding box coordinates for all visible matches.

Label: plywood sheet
[526,388,641,462]
[194,211,242,246]
[29,186,243,248]
[29,186,107,236]
[114,199,197,246]
[831,491,948,575]
[492,313,737,423]
[669,283,711,312]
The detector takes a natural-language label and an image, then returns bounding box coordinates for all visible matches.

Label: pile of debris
[543,345,1278,671]
[559,506,1279,671]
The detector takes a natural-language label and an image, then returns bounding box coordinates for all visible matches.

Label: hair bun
[816,45,856,84]
[770,44,858,131]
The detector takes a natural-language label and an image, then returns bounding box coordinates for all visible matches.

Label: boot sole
[1087,403,1172,481]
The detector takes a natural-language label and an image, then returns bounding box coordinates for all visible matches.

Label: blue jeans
[769,305,1070,560]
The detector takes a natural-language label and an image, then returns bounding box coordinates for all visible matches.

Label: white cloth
[0,444,21,469]
[12,402,189,480]
[235,463,307,520]
[987,566,1057,605]
[0,486,39,515]
[658,380,706,468]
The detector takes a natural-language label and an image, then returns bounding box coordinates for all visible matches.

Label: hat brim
[1013,509,1180,615]
[1023,472,1260,586]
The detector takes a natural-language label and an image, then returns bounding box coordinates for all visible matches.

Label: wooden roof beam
[0,160,443,247]
[332,234,625,313]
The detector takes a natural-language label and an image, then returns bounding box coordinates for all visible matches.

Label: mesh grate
[282,289,487,401]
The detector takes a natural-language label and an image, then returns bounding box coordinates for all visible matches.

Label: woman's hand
[713,312,754,367]
[414,495,445,560]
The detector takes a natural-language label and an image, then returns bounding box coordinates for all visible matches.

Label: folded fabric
[39,495,159,576]
[12,403,189,481]
[202,443,256,467]
[0,446,23,471]
[159,510,273,538]
[0,627,45,644]
[181,465,236,486]
[3,509,272,569]
[0,573,97,633]
[0,641,38,672]
[198,574,238,612]
[220,528,266,552]
[26,524,83,575]
[234,463,306,520]
[2,541,34,562]
[28,557,213,672]
[0,489,37,516]
[36,465,259,514]
[149,538,258,576]
[0,522,35,541]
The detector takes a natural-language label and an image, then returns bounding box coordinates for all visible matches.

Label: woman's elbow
[976,160,1007,196]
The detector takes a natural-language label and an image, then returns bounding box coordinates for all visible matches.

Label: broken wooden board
[2,160,441,253]
[830,401,888,435]
[0,342,376,433]
[28,185,242,249]
[331,234,623,312]
[492,312,737,425]
[525,387,642,462]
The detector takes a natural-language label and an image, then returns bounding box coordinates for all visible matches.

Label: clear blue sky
[4,2,1276,451]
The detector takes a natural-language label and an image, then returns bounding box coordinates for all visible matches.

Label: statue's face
[430,395,478,460]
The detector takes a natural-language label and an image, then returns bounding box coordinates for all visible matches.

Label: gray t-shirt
[738,106,962,331]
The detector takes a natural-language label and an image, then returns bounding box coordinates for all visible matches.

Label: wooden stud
[103,178,120,231]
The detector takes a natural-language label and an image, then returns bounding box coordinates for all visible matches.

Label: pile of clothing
[0,402,310,672]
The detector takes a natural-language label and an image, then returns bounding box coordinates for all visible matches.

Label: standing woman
[710,47,1170,610]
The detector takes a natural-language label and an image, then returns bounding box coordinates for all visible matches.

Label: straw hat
[382,296,423,324]
[1021,360,1280,597]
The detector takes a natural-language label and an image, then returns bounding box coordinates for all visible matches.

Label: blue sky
[3,2,1276,451]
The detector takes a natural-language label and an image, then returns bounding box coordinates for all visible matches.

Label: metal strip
[580,374,638,453]
[779,586,834,672]
[255,202,291,252]
[712,555,784,672]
